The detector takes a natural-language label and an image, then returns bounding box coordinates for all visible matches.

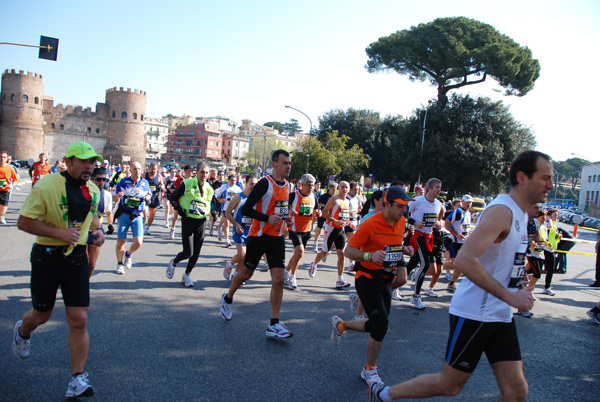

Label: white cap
[462,194,474,202]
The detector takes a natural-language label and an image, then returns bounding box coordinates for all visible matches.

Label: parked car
[470,197,486,213]
[14,160,30,168]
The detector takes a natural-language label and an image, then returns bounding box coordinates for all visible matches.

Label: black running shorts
[289,231,311,248]
[244,235,285,270]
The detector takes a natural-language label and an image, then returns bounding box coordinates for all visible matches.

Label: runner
[88,167,114,277]
[113,161,151,275]
[12,141,104,398]
[207,169,221,236]
[445,195,474,292]
[542,208,561,296]
[0,150,19,224]
[313,183,337,252]
[345,182,362,272]
[309,181,352,289]
[223,175,258,281]
[404,178,443,310]
[368,150,549,402]
[166,163,214,287]
[163,167,178,228]
[143,162,165,235]
[331,186,414,385]
[169,165,194,239]
[284,173,320,290]
[516,203,545,317]
[30,153,51,186]
[220,149,294,339]
[215,174,242,247]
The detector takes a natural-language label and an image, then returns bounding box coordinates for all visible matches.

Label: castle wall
[104,87,147,165]
[0,70,44,160]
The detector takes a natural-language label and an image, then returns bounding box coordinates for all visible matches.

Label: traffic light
[39,36,59,61]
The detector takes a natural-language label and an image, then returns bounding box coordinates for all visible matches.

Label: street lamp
[285,105,313,173]
[417,105,430,185]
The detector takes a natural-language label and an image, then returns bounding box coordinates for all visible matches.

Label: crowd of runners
[3,143,599,400]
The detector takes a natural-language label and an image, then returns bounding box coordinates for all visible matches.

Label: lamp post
[285,105,313,173]
[417,106,429,185]
[247,120,267,176]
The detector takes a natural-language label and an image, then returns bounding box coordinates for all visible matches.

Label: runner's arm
[241,178,269,222]
[454,205,534,311]
[322,197,343,227]
[17,215,81,245]
[225,194,241,227]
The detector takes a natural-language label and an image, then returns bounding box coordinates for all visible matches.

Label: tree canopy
[263,121,286,134]
[365,17,541,107]
[284,118,303,136]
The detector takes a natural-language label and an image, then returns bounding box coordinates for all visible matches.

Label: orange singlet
[290,189,315,233]
[249,175,290,237]
[326,195,350,229]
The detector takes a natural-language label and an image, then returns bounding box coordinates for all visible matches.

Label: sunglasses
[92,177,107,182]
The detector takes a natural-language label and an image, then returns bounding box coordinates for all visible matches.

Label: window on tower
[22,95,28,102]
[112,111,115,118]
[60,124,64,130]
[132,113,137,120]
[11,94,15,101]
[34,97,39,104]
[51,123,55,129]
[122,112,127,119]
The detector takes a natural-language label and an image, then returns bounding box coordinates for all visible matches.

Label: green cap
[65,142,103,162]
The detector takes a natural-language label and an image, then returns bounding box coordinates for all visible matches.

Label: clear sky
[2,0,599,163]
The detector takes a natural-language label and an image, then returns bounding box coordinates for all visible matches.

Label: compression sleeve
[241,178,270,222]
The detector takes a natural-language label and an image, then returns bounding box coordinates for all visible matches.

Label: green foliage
[555,158,587,189]
[246,138,288,174]
[162,113,176,119]
[398,94,537,196]
[284,118,303,136]
[289,131,369,183]
[263,121,286,134]
[366,17,541,106]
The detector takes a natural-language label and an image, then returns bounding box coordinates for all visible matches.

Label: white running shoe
[410,271,416,282]
[283,269,290,283]
[218,228,223,241]
[447,283,457,292]
[336,278,351,289]
[65,372,95,398]
[164,221,169,228]
[223,261,233,280]
[288,275,298,290]
[166,258,176,279]
[312,242,318,253]
[170,228,175,239]
[0,216,6,225]
[266,322,293,338]
[411,294,426,310]
[330,315,344,346]
[444,273,453,282]
[516,310,534,317]
[347,261,355,272]
[115,263,125,275]
[144,224,151,236]
[220,293,232,321]
[361,367,383,385]
[368,381,387,402]
[308,262,317,278]
[424,287,439,298]
[259,260,269,272]
[391,288,403,301]
[182,273,194,287]
[124,254,132,269]
[209,227,214,237]
[12,320,30,359]
[322,252,328,263]
[349,293,360,315]
[542,287,556,296]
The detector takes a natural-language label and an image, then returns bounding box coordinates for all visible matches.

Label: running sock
[270,318,279,325]
[449,281,455,285]
[378,387,393,402]
[336,320,346,333]
[18,329,30,340]
[125,251,131,258]
[365,364,377,371]
[224,295,233,304]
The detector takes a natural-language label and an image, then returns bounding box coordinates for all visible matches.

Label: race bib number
[338,208,350,221]
[0,178,6,187]
[124,197,141,208]
[69,220,84,229]
[382,245,404,272]
[149,185,157,193]
[423,213,437,227]
[241,216,252,226]
[189,200,208,216]
[461,224,472,236]
[299,203,313,217]
[508,252,526,288]
[275,200,289,216]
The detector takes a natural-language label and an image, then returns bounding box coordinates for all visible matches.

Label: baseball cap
[384,186,413,205]
[183,165,193,171]
[462,194,474,202]
[103,159,109,164]
[65,142,103,163]
[414,185,424,193]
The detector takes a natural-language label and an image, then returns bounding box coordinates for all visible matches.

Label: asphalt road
[1,179,599,401]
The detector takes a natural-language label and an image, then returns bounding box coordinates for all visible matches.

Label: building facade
[578,162,600,213]
[145,117,169,160]
[0,69,147,165]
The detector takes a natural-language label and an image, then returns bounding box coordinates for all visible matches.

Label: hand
[116,192,124,199]
[106,224,114,235]
[315,210,322,218]
[59,228,81,245]
[236,224,244,233]
[403,245,415,258]
[433,221,441,230]
[414,221,425,229]
[456,233,465,241]
[370,250,387,263]
[91,230,105,247]
[507,287,534,311]
[268,215,283,226]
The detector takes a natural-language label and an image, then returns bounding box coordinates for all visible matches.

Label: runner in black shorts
[12,141,105,398]
[313,182,337,252]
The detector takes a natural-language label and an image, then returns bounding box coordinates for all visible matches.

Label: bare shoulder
[474,205,513,243]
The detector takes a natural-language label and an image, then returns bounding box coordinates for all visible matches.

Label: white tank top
[408,195,442,234]
[449,194,528,323]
